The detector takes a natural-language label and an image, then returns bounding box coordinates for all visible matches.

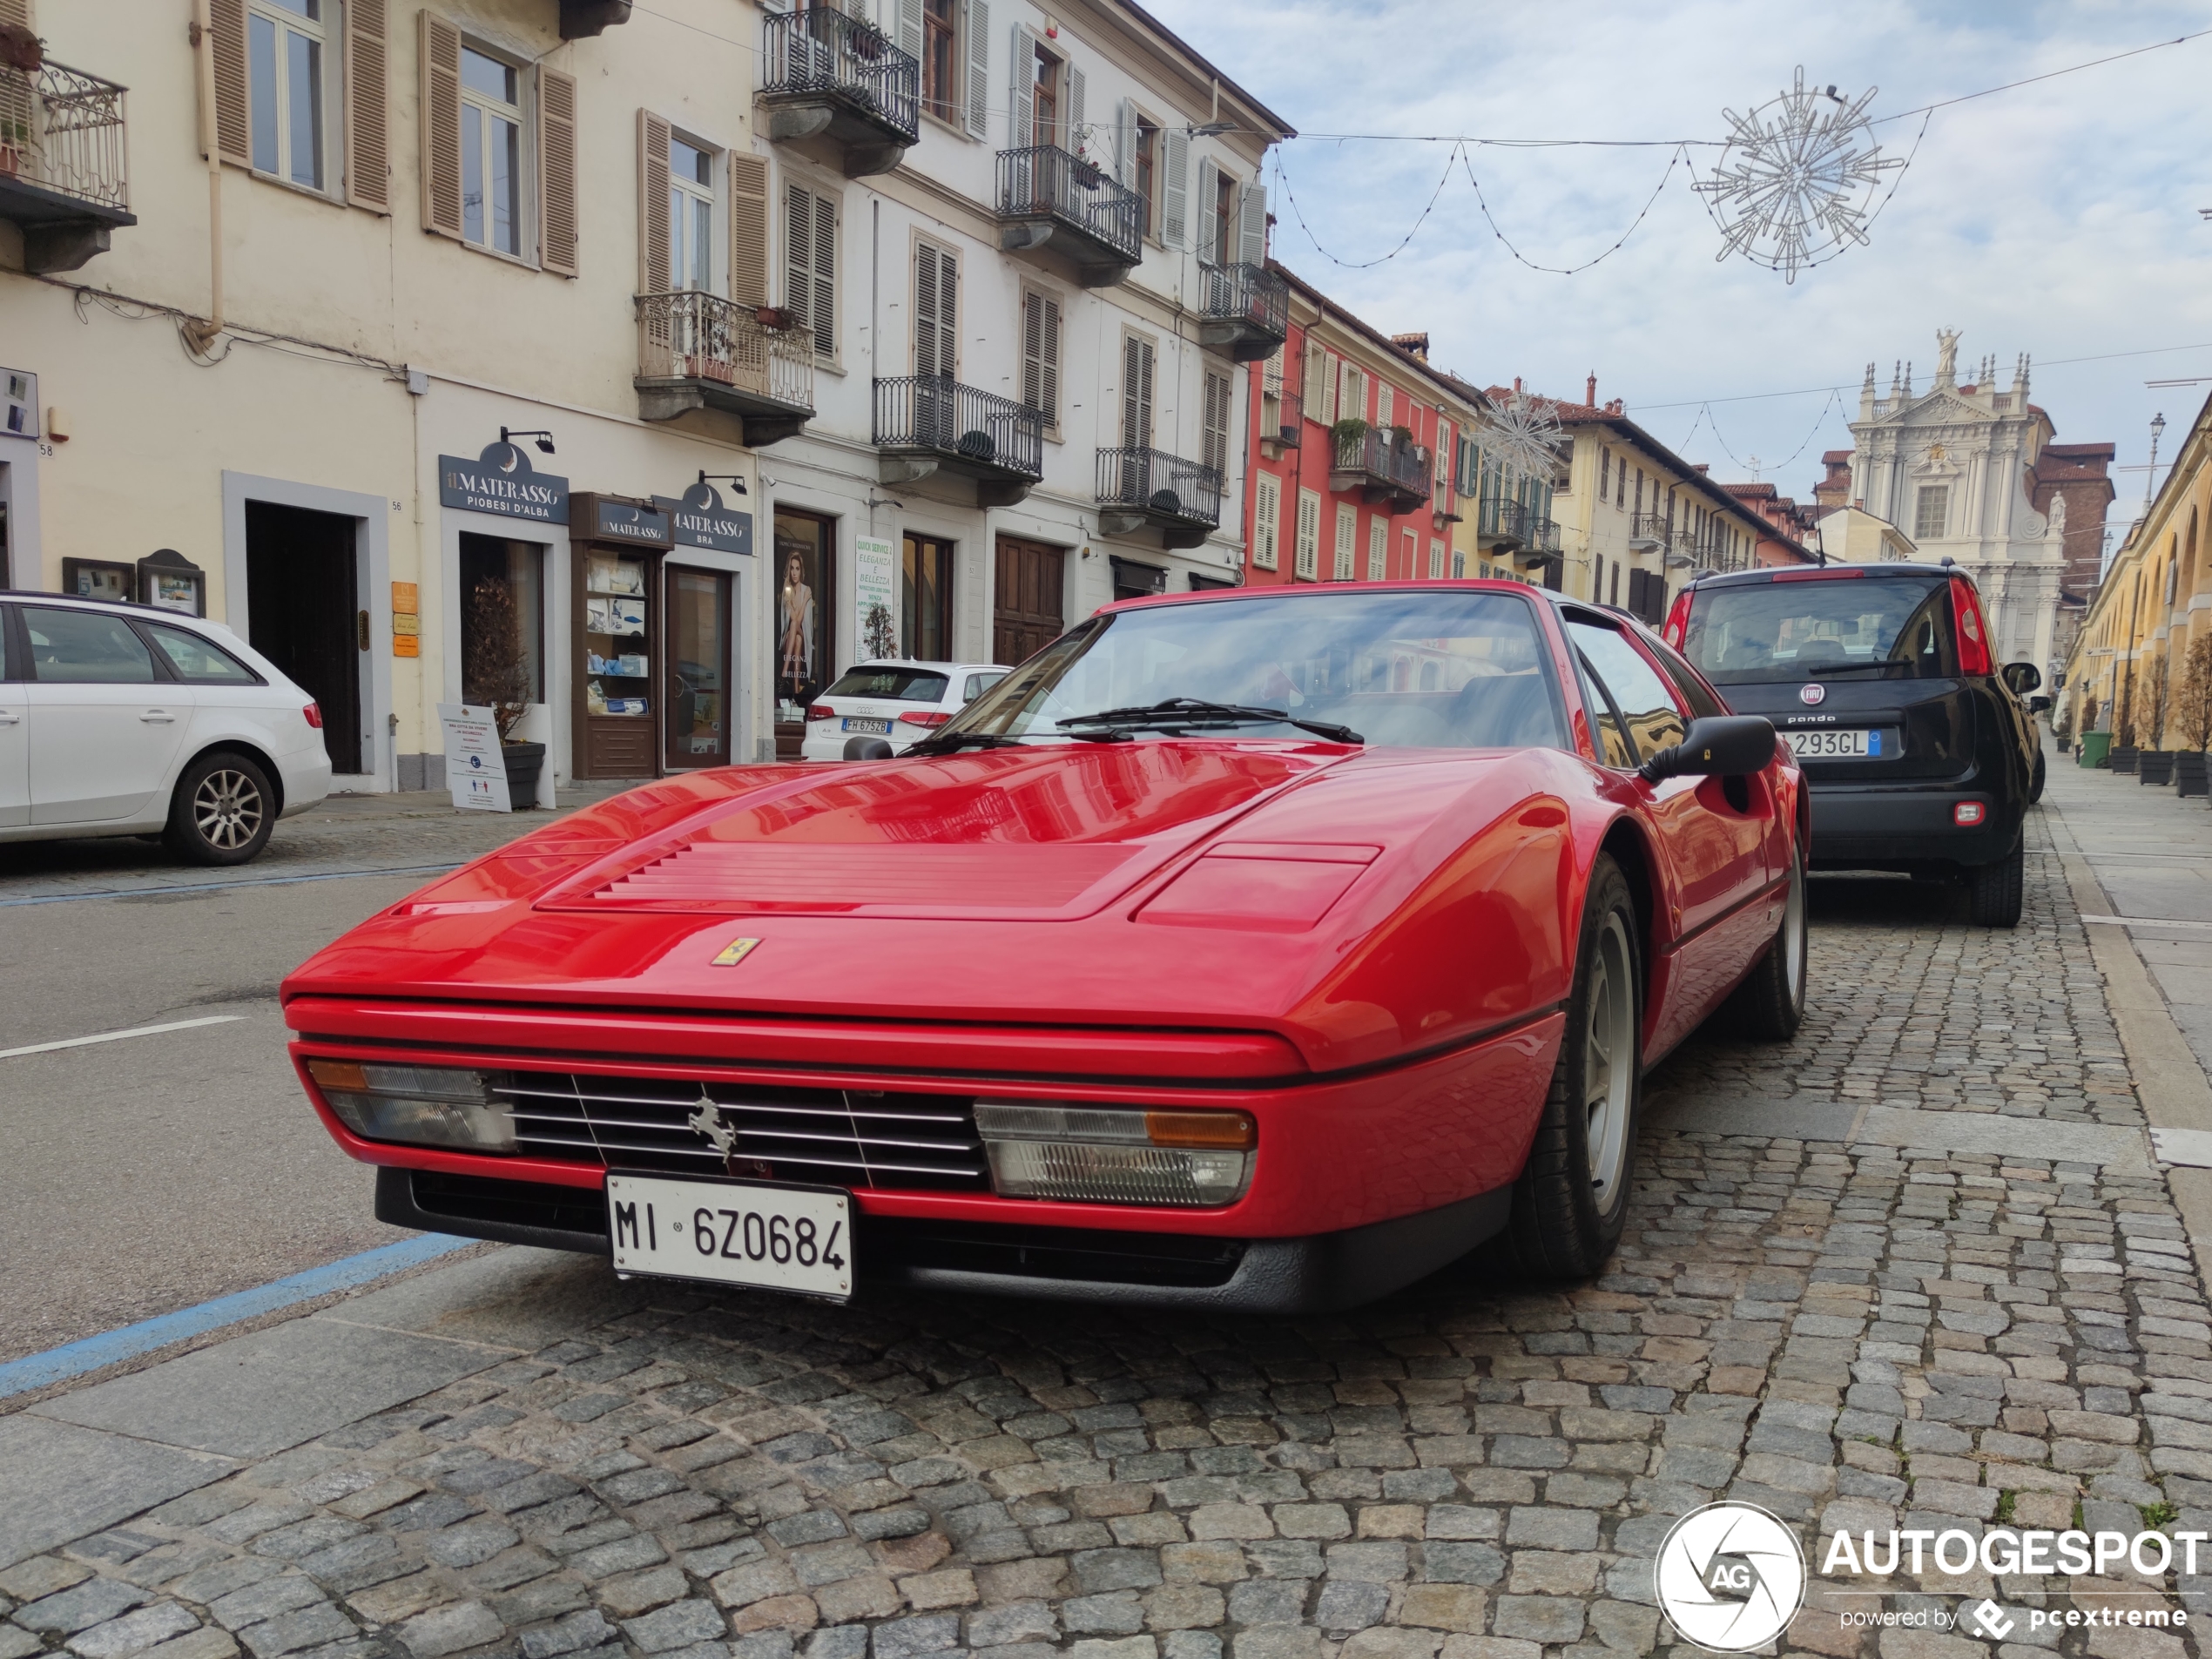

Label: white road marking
[2081,914,2212,930]
[0,1014,248,1061]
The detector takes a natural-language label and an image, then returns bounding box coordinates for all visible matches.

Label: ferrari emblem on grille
[688,1094,737,1157]
[712,936,763,967]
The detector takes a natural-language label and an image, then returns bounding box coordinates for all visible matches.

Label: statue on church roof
[1936,328,1960,388]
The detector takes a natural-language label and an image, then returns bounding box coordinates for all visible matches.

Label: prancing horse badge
[712,936,763,967]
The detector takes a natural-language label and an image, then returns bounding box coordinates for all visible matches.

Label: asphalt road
[0,790,623,1365]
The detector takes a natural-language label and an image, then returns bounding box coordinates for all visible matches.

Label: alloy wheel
[1583,910,1635,1210]
[192,768,266,851]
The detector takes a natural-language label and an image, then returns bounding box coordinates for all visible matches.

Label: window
[1377,384,1394,428]
[1334,502,1358,581]
[1616,458,1627,509]
[921,0,959,123]
[1366,517,1386,582]
[147,624,260,685]
[22,608,156,684]
[1122,332,1157,448]
[773,509,836,724]
[1295,489,1320,580]
[964,671,1005,703]
[1569,619,1687,763]
[1212,165,1235,265]
[1340,362,1365,424]
[460,535,544,706]
[1680,575,1959,687]
[1915,484,1950,540]
[1134,116,1159,237]
[1022,288,1062,427]
[1202,368,1232,476]
[828,664,949,700]
[249,0,327,188]
[460,44,524,255]
[1452,550,1467,578]
[1600,448,1610,502]
[1429,539,1447,579]
[669,137,713,292]
[902,534,954,662]
[914,238,957,378]
[788,184,838,362]
[1252,472,1281,571]
[1030,40,1059,149]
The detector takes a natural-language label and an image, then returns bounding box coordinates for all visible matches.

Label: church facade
[1833,332,2109,675]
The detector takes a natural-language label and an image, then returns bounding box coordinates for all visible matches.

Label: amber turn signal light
[306,1057,368,1091]
[1144,1110,1257,1150]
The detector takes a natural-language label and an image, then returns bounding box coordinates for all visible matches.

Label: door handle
[0,711,18,725]
[141,711,177,723]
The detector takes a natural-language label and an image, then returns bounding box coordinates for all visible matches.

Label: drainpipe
[184,0,224,353]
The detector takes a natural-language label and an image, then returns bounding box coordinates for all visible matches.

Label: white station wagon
[800,660,1008,759]
[0,592,333,864]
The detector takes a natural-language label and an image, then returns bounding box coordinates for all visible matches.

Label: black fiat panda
[1662,562,2047,927]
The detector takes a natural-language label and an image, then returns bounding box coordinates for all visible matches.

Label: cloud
[1152,0,2212,509]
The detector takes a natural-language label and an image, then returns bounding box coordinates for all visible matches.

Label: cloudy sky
[1150,0,2212,532]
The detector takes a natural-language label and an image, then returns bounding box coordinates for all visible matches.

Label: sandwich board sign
[438,704,511,813]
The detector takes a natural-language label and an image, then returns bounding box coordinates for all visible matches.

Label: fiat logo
[1798,683,1827,705]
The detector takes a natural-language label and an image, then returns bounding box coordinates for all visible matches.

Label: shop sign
[594,499,671,544]
[854,536,896,661]
[438,703,512,813]
[653,482,753,555]
[439,442,570,523]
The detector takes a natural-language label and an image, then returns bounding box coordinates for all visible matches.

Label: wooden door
[993,535,1064,666]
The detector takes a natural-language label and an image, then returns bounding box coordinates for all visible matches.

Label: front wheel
[1727,847,1808,1041]
[1967,838,2024,928]
[164,752,276,866]
[1501,853,1642,1280]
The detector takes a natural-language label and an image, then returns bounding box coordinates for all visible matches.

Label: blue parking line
[0,1233,475,1399]
[0,863,463,908]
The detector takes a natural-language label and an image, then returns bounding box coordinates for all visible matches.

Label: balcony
[1095,448,1223,550]
[996,145,1143,287]
[1197,261,1289,362]
[635,292,814,444]
[759,8,917,178]
[1259,391,1301,462]
[1328,426,1432,513]
[0,59,134,273]
[874,374,1044,507]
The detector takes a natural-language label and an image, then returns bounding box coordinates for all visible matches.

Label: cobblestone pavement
[3,805,2207,1659]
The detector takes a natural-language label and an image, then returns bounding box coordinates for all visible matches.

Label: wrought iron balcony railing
[1629,512,1672,551]
[1196,261,1289,361]
[1528,516,1561,554]
[1478,496,1531,545]
[1332,427,1433,507]
[1,59,129,212]
[996,145,1143,269]
[1096,447,1223,529]
[873,374,1044,480]
[1264,391,1303,448]
[760,7,919,145]
[637,292,815,415]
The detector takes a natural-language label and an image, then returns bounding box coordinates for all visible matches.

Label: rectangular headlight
[306,1058,515,1154]
[973,1102,1254,1206]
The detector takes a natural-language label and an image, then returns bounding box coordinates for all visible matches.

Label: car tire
[2030,751,2047,804]
[1967,837,2025,928]
[163,752,276,867]
[1727,846,1808,1041]
[1501,852,1642,1280]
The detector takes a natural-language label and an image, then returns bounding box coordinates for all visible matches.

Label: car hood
[283,742,1580,1072]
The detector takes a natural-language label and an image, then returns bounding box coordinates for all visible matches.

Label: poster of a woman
[779,550,816,699]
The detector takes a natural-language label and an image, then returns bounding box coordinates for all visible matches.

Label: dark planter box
[2110,746,2140,774]
[2141,751,2175,786]
[502,741,548,809]
[2178,752,2210,798]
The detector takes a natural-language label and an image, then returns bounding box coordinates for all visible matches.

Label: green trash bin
[2079,731,2111,768]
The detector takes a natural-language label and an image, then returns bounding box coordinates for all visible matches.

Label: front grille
[496,1071,988,1191]
[860,1216,1247,1287]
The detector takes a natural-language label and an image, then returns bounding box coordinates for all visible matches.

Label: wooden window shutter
[1203,369,1229,475]
[342,0,389,210]
[914,241,954,378]
[539,69,578,274]
[1295,489,1319,579]
[1195,158,1218,265]
[1021,290,1059,424]
[786,185,837,361]
[208,0,250,164]
[1262,344,1283,397]
[417,12,462,237]
[1301,337,1325,406]
[1007,24,1035,147]
[963,0,989,138]
[727,151,769,307]
[1318,351,1338,425]
[1115,98,1134,188]
[1068,66,1084,156]
[1366,517,1386,582]
[1121,334,1154,448]
[807,190,836,359]
[0,0,31,29]
[1159,126,1188,248]
[639,111,671,293]
[1252,472,1279,570]
[895,0,921,61]
[1377,382,1393,427]
[1333,503,1356,581]
[1237,181,1266,266]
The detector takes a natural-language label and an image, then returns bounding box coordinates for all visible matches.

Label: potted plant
[1331,416,1369,464]
[463,576,547,808]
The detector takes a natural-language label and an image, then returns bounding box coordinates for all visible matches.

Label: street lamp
[2146,412,2167,511]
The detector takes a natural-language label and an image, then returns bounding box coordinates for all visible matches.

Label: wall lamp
[698,470,749,496]
[501,427,556,455]
[1186,120,1236,138]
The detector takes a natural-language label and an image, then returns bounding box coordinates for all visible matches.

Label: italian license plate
[842,717,891,735]
[606,1172,853,1299]
[1788,727,1881,759]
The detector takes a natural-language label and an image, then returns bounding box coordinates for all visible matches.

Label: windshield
[938,590,1569,750]
[825,666,950,701]
[1682,577,1957,685]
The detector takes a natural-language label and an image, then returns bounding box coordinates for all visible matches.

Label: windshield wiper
[1808,662,1910,678]
[907,730,1028,754]
[1057,698,1362,745]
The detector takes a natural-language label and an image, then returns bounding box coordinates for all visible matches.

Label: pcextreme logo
[1656,1502,1807,1652]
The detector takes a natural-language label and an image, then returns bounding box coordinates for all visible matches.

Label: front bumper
[376,1164,1513,1312]
[1808,785,2017,870]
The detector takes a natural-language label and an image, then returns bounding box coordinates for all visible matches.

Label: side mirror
[2001,662,2042,695]
[1639,715,1777,784]
[842,736,894,760]
[2027,695,2053,714]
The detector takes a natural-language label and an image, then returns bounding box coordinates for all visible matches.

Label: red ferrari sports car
[285,582,1805,1311]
